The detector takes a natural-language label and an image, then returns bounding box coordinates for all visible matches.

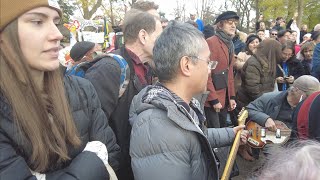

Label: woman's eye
[31,20,43,25]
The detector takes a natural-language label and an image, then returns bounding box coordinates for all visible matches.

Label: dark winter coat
[0,76,120,180]
[276,57,305,91]
[236,55,276,107]
[85,47,143,180]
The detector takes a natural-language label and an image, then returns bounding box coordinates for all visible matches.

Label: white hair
[314,24,320,32]
[257,140,320,180]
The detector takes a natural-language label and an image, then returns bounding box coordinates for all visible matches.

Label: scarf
[142,82,206,130]
[215,29,234,65]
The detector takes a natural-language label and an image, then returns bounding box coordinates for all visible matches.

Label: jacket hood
[129,85,205,135]
[129,86,171,126]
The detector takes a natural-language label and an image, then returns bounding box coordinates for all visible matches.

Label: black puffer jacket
[0,76,120,179]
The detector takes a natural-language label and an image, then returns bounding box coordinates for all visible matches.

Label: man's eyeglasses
[270,33,278,36]
[189,56,218,70]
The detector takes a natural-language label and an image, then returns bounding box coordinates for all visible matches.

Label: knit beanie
[0,0,61,30]
[293,75,320,96]
[70,41,96,61]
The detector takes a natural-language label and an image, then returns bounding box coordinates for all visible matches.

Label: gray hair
[256,140,320,180]
[153,21,205,82]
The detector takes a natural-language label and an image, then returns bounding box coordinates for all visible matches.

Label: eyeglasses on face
[224,19,239,26]
[189,56,218,70]
[271,33,278,35]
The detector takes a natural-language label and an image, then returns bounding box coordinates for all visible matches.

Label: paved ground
[232,153,266,180]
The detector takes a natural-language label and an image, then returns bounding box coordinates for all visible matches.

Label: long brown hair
[0,20,81,172]
[254,39,282,77]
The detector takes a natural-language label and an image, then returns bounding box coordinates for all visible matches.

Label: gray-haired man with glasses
[129,21,248,180]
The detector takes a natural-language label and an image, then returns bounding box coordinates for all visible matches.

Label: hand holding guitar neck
[221,108,248,180]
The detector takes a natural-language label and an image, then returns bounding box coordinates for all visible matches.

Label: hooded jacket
[129,85,235,180]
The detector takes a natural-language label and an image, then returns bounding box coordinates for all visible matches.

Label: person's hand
[276,77,285,83]
[229,99,237,111]
[83,141,109,166]
[233,125,248,145]
[212,102,222,112]
[285,75,294,84]
[265,118,276,132]
[293,12,298,19]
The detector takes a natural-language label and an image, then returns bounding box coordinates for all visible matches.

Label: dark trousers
[204,106,228,128]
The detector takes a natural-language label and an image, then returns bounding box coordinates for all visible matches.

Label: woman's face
[282,48,293,62]
[18,7,63,71]
[248,38,260,53]
[260,22,266,30]
[303,47,314,60]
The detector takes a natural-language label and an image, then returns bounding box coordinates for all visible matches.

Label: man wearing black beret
[204,11,239,128]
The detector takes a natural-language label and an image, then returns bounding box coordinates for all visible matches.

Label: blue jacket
[311,43,320,80]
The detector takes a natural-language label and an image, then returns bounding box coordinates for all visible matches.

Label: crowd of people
[1,0,320,180]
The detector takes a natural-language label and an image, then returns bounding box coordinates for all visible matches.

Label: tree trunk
[82,0,103,19]
[255,0,259,20]
[297,0,303,28]
[287,0,295,22]
[109,0,114,25]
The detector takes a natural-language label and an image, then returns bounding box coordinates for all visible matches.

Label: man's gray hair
[153,21,205,82]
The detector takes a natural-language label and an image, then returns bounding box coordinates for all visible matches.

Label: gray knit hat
[293,75,320,96]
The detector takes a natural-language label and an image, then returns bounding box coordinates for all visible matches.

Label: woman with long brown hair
[0,0,120,179]
[236,39,283,108]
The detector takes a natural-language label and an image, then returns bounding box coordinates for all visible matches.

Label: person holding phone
[276,41,305,91]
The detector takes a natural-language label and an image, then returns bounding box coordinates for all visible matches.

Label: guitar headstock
[237,108,248,126]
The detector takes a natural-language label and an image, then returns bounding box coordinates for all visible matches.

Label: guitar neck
[220,130,242,180]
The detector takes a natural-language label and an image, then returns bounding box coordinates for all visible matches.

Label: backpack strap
[104,53,130,98]
[73,53,130,98]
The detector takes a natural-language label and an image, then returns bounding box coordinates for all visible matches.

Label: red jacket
[205,35,236,108]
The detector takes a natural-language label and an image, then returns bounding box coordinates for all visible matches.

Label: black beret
[215,11,239,24]
[70,41,95,61]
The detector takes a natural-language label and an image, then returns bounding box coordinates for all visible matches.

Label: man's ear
[180,56,192,77]
[138,29,148,45]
